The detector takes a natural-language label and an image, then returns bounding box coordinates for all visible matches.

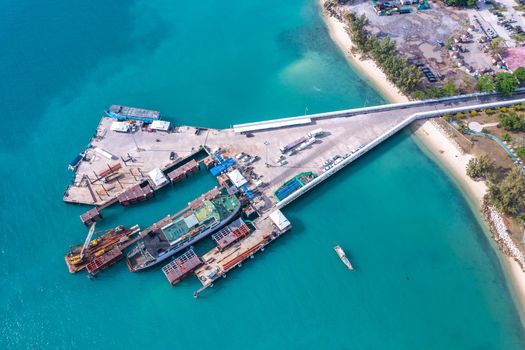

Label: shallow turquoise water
[0,0,523,348]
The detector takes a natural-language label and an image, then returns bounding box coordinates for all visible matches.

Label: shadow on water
[194,218,308,299]
[282,127,410,213]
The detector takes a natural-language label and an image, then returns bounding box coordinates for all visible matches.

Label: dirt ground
[342,0,512,90]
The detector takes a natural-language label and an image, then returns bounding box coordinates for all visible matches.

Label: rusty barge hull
[65,225,141,274]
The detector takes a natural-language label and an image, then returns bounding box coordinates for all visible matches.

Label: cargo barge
[65,225,141,274]
[167,159,200,183]
[105,105,161,122]
[117,183,154,206]
[126,192,241,271]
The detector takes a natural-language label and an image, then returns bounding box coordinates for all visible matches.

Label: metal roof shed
[150,120,171,131]
[147,168,169,188]
[227,169,248,188]
[269,209,291,231]
[110,121,130,133]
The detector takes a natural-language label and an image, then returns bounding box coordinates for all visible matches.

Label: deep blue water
[0,0,523,348]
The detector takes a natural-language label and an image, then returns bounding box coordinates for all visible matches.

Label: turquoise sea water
[1,0,524,348]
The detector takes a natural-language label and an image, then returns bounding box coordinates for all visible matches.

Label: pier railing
[276,96,525,209]
[233,89,525,133]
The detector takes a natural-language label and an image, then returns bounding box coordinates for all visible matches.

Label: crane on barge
[80,223,96,260]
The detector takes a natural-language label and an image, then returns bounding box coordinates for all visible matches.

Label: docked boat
[274,172,316,201]
[334,245,353,270]
[126,193,241,272]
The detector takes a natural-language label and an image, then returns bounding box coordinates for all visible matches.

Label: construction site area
[336,0,524,89]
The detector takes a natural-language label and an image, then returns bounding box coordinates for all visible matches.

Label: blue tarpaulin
[210,158,236,176]
[241,185,254,201]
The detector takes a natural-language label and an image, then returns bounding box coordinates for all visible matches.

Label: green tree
[500,112,525,131]
[444,0,477,6]
[476,74,495,92]
[495,72,519,95]
[442,81,457,96]
[516,147,525,159]
[487,168,525,214]
[466,154,493,179]
[514,67,525,83]
[489,38,504,57]
[344,12,421,94]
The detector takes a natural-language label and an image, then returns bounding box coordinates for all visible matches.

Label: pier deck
[65,91,525,294]
[65,92,525,207]
[194,215,284,295]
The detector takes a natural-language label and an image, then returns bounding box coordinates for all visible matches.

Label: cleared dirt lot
[341,0,510,88]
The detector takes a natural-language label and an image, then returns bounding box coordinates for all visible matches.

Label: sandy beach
[414,118,525,325]
[318,0,525,323]
[320,1,408,104]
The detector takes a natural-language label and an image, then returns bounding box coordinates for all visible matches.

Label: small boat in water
[334,245,353,270]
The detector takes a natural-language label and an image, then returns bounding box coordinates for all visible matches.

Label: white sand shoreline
[320,1,408,104]
[318,0,525,323]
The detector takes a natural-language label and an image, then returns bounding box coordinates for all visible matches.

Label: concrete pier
[64,91,525,209]
[65,92,525,293]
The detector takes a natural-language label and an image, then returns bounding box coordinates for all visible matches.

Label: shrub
[487,168,525,214]
[500,112,525,131]
[514,67,525,83]
[466,154,493,180]
[495,72,519,96]
[516,147,525,159]
[344,13,421,94]
[476,74,495,92]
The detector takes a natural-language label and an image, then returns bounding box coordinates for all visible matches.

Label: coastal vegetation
[475,69,525,95]
[412,81,458,100]
[466,144,525,222]
[500,112,525,131]
[443,0,477,7]
[442,103,525,259]
[487,168,525,214]
[466,154,493,179]
[341,9,525,100]
[495,72,520,95]
[344,12,421,94]
[476,74,496,93]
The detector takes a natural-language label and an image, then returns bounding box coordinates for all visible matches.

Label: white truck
[307,128,324,139]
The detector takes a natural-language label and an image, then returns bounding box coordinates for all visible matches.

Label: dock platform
[162,249,202,286]
[64,94,525,293]
[193,214,289,297]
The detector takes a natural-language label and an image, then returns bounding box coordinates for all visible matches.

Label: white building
[147,168,169,188]
[227,169,248,188]
[269,209,291,232]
